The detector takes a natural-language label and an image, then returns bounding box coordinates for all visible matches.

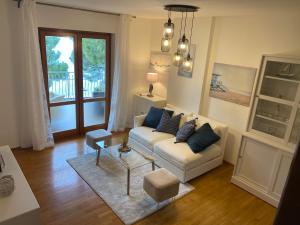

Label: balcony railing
[48,71,105,102]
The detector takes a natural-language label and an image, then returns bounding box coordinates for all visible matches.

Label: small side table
[85,129,112,165]
[133,94,166,116]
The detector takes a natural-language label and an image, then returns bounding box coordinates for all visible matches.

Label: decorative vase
[0,175,14,197]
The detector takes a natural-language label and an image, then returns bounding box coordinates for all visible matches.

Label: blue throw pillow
[142,107,174,129]
[175,119,196,143]
[155,111,183,135]
[187,123,220,153]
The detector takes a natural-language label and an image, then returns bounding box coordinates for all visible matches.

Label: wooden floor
[13,133,276,225]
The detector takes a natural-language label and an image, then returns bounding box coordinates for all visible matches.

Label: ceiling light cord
[179,12,183,39]
[183,11,187,37]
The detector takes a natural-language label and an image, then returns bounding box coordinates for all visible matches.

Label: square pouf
[143,168,180,203]
[86,129,112,150]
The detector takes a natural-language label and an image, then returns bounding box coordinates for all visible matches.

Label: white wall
[201,14,300,164]
[126,18,152,125]
[0,1,20,148]
[36,4,119,33]
[149,19,169,98]
[166,17,214,113]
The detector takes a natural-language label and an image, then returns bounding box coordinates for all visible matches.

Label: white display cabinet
[232,55,300,207]
[249,56,300,145]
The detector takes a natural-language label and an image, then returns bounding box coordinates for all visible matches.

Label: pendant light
[161,10,173,52]
[161,5,199,68]
[163,11,174,39]
[182,12,195,72]
[173,12,184,66]
[177,12,189,55]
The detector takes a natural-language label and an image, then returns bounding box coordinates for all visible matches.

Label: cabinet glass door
[260,77,298,101]
[252,99,292,139]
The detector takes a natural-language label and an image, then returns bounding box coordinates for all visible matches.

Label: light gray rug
[67,151,194,225]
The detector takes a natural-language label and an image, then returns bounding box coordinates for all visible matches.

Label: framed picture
[209,63,257,106]
[177,44,196,78]
[150,51,171,73]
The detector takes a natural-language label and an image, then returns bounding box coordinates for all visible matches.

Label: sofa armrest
[214,125,228,157]
[134,114,146,127]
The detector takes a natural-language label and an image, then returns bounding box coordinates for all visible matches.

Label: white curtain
[108,15,131,132]
[18,0,54,150]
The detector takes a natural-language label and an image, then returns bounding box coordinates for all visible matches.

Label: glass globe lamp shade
[173,51,183,66]
[177,35,189,54]
[182,54,193,72]
[161,37,171,52]
[163,18,174,39]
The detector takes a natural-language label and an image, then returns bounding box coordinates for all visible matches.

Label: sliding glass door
[39,28,111,138]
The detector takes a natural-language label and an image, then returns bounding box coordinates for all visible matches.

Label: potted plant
[92,83,105,98]
[118,135,131,154]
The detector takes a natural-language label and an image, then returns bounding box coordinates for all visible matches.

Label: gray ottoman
[143,168,180,203]
[86,129,112,165]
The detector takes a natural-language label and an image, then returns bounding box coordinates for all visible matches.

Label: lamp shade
[146,72,158,83]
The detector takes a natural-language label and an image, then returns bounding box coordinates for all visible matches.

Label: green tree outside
[70,38,106,85]
[45,36,69,88]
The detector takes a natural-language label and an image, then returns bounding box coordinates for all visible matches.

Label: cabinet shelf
[255,114,289,125]
[265,75,300,84]
[258,94,294,106]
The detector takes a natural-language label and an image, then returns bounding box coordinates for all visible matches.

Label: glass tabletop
[96,142,154,170]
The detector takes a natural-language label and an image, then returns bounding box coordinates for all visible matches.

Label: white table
[0,146,41,225]
[133,94,167,116]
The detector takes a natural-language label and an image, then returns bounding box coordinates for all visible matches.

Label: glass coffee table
[95,142,155,195]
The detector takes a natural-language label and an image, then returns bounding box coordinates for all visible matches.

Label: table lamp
[146,72,158,97]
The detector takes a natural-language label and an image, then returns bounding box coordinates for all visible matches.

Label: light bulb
[166,27,172,33]
[161,37,171,52]
[182,54,193,72]
[177,35,189,54]
[184,60,190,67]
[163,39,169,46]
[173,51,183,66]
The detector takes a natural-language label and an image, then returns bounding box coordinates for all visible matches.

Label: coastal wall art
[209,63,257,106]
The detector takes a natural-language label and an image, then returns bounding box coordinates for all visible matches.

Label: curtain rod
[35,1,121,16]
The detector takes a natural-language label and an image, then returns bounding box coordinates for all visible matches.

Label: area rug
[67,151,194,225]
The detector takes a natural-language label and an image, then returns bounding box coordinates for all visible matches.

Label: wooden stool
[86,129,112,165]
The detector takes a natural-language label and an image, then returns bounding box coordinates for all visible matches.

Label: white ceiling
[38,0,300,18]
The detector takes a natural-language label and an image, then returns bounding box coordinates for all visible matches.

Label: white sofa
[128,105,228,183]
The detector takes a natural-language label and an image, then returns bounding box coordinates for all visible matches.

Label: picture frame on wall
[177,44,196,78]
[150,51,171,73]
[209,63,257,106]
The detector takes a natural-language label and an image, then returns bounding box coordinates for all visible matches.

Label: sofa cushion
[154,138,221,170]
[187,123,220,153]
[142,107,174,129]
[155,111,183,135]
[175,119,196,143]
[129,126,175,151]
